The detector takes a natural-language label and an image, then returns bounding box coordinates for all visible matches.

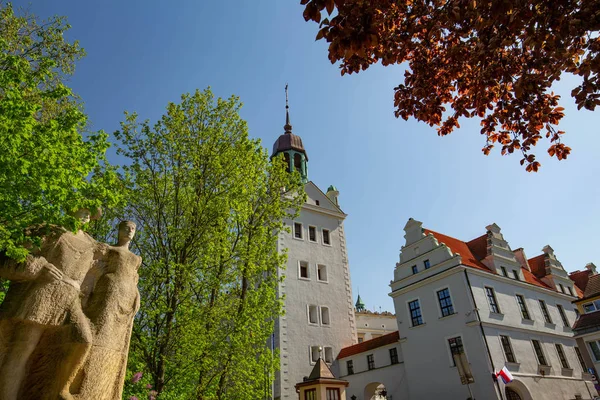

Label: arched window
[284,153,291,172]
[294,153,302,173]
[505,388,522,400]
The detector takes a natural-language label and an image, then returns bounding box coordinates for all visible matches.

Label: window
[315,200,320,206]
[584,302,597,313]
[346,360,354,375]
[408,299,423,326]
[559,283,565,293]
[437,288,454,317]
[321,307,330,325]
[305,388,316,400]
[283,153,291,172]
[575,346,587,370]
[555,344,570,369]
[567,286,573,296]
[424,259,431,269]
[557,304,569,327]
[317,264,328,282]
[448,336,464,366]
[309,226,317,242]
[294,222,303,239]
[411,265,418,275]
[539,300,553,324]
[532,340,548,366]
[501,266,508,277]
[589,341,600,361]
[357,334,364,343]
[500,335,516,363]
[389,347,399,365]
[516,295,531,320]
[512,270,520,281]
[299,261,309,279]
[308,305,318,324]
[326,388,340,400]
[322,229,330,245]
[485,287,501,313]
[310,346,320,363]
[294,153,302,172]
[324,347,334,363]
[367,354,375,370]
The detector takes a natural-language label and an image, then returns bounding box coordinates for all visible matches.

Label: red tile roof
[424,230,490,272]
[573,311,600,332]
[570,270,591,293]
[582,274,600,299]
[423,228,558,292]
[528,254,546,279]
[337,331,399,359]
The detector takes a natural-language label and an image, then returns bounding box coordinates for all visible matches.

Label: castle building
[271,89,356,399]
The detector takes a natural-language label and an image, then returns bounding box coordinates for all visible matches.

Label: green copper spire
[355,294,365,312]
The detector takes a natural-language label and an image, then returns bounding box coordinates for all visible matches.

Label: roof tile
[337,331,399,359]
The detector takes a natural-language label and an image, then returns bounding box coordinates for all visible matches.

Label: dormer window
[559,284,565,293]
[567,286,574,296]
[512,270,520,281]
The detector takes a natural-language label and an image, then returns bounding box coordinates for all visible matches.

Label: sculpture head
[118,220,136,246]
[73,207,102,225]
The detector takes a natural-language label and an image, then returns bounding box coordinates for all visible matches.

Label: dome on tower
[272,131,308,160]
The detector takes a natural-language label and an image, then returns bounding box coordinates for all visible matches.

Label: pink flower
[148,390,158,400]
[131,371,143,383]
[146,384,153,389]
[129,397,139,400]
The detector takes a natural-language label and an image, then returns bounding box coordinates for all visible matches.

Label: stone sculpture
[73,220,142,400]
[0,213,142,400]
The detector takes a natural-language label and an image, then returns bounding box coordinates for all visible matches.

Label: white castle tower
[270,86,356,399]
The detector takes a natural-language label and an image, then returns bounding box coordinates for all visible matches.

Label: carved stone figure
[0,209,103,400]
[71,220,142,400]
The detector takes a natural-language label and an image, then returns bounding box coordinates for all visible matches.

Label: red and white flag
[496,366,514,384]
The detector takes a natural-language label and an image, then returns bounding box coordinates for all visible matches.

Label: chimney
[586,263,597,275]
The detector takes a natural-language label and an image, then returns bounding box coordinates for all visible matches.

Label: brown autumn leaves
[301,0,599,171]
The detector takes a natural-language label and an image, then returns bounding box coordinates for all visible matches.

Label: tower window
[284,152,291,173]
[299,261,309,279]
[308,305,318,324]
[324,347,333,363]
[294,153,302,172]
[322,229,331,245]
[317,265,328,282]
[321,306,330,325]
[310,346,320,363]
[309,226,317,242]
[294,222,303,239]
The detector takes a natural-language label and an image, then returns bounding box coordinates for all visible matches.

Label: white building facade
[271,105,356,399]
[386,218,595,400]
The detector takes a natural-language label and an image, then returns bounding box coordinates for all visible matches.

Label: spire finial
[284,83,292,133]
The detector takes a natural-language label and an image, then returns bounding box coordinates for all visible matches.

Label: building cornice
[466,267,578,301]
[301,203,347,219]
[480,320,575,339]
[389,263,463,297]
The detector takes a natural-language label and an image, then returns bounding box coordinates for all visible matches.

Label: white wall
[338,342,409,400]
[274,183,355,399]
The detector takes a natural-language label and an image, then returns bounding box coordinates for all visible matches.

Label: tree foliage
[301,0,599,170]
[115,88,304,399]
[0,3,121,261]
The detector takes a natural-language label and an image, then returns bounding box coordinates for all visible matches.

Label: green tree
[116,88,304,399]
[0,3,121,263]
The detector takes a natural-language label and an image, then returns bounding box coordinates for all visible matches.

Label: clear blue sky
[20,0,600,313]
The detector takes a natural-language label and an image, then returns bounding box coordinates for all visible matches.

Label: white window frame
[497,333,518,364]
[307,304,319,325]
[309,345,320,364]
[320,306,331,326]
[308,225,318,243]
[587,340,600,362]
[298,260,310,280]
[407,297,424,327]
[530,339,550,366]
[293,221,304,240]
[324,346,334,363]
[433,285,455,318]
[484,286,501,314]
[514,293,532,321]
[554,342,571,370]
[321,228,331,246]
[444,333,468,367]
[316,264,328,283]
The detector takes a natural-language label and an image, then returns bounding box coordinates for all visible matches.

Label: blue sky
[20,0,600,313]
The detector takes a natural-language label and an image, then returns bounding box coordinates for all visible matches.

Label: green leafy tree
[116,88,304,399]
[0,3,121,264]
